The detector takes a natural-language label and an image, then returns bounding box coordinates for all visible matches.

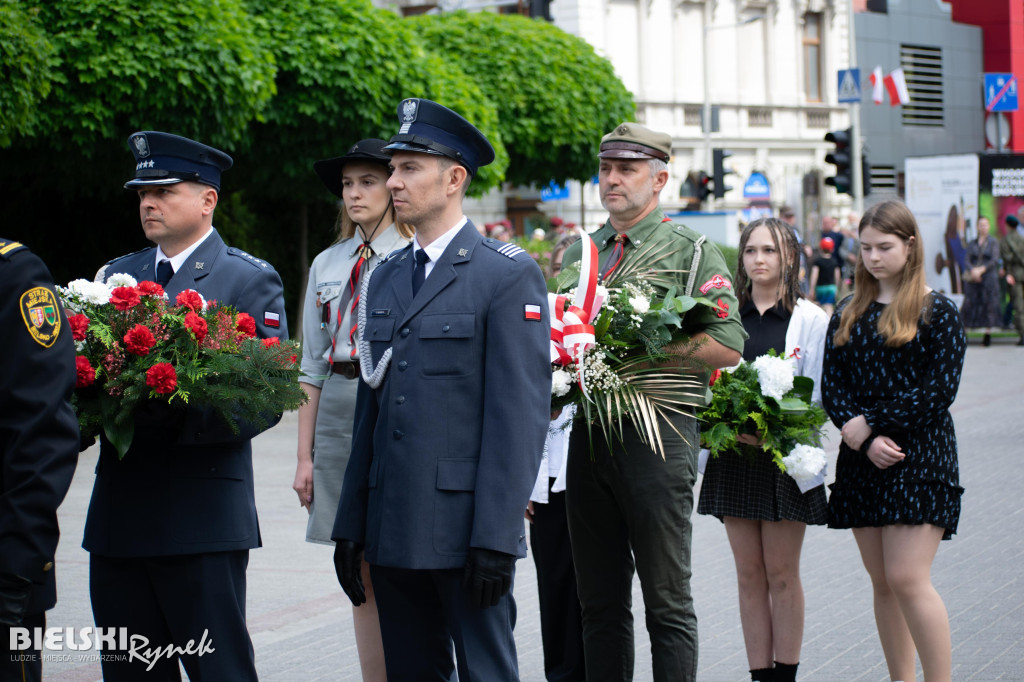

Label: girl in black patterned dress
[822,200,965,682]
[698,218,830,682]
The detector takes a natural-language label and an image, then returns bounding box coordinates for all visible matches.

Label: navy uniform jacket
[333,223,551,569]
[83,229,288,557]
[0,239,79,614]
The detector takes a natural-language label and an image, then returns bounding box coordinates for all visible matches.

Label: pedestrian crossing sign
[838,68,862,103]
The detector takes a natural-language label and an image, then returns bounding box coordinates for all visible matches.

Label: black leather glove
[462,547,515,608]
[333,540,366,606]
[0,572,33,626]
[133,398,186,439]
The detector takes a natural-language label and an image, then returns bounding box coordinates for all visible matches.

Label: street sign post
[838,68,862,103]
[985,73,1018,113]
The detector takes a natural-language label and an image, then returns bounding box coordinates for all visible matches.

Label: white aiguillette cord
[357,265,391,389]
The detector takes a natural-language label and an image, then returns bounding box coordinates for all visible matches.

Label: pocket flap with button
[364,317,395,342]
[317,284,342,303]
[436,458,478,491]
[419,313,474,339]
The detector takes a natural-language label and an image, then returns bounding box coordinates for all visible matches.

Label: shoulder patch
[19,285,62,347]
[227,247,274,271]
[482,238,528,261]
[0,238,26,259]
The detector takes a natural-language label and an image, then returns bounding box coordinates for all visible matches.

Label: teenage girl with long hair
[822,199,965,682]
[698,217,830,682]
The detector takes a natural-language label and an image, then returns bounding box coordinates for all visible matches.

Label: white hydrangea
[781,444,827,493]
[65,279,112,305]
[628,295,650,314]
[751,354,795,401]
[551,368,573,397]
[107,273,138,288]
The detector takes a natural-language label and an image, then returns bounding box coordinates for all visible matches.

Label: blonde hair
[833,199,929,347]
[734,217,802,313]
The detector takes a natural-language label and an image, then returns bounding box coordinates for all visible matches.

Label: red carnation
[550,216,564,227]
[236,313,257,339]
[69,314,90,341]
[176,289,204,312]
[124,324,157,356]
[262,337,281,348]
[110,286,141,311]
[709,369,722,387]
[184,311,208,345]
[137,280,165,297]
[75,356,96,387]
[145,362,177,395]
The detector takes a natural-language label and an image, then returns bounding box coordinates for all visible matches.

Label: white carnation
[107,273,138,288]
[628,295,650,314]
[595,285,609,299]
[751,354,795,401]
[551,368,573,397]
[67,279,112,305]
[781,444,827,493]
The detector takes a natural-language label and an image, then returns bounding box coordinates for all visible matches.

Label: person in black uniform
[332,99,551,681]
[0,239,79,682]
[84,132,288,680]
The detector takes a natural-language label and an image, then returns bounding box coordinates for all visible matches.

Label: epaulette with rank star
[227,246,273,270]
[482,238,528,260]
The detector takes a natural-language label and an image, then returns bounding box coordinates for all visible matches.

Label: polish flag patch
[524,304,542,321]
[264,311,280,328]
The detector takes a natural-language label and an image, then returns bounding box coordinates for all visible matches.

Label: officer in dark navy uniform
[83,132,287,680]
[332,99,551,681]
[0,239,79,682]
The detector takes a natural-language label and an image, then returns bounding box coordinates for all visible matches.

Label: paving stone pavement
[35,339,1024,681]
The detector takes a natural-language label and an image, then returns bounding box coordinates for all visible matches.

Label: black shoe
[983,334,992,347]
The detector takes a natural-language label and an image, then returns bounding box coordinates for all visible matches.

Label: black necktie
[156,260,174,286]
[412,249,430,296]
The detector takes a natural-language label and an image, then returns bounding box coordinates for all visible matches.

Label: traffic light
[697,171,711,201]
[824,128,852,195]
[861,154,871,196]
[712,149,733,199]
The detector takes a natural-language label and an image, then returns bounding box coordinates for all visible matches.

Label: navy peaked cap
[313,138,391,199]
[384,98,495,177]
[124,131,233,191]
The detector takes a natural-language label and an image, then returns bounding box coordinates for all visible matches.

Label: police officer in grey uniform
[1,239,79,682]
[84,132,287,680]
[332,99,551,681]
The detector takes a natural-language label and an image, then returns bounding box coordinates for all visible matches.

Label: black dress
[822,293,965,539]
[698,301,829,525]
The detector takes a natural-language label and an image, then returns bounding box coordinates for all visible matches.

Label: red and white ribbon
[549,233,607,396]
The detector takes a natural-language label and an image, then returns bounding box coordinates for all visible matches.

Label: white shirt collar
[414,217,467,278]
[155,228,214,273]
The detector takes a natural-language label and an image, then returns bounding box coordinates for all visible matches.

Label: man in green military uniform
[561,122,745,682]
[1001,211,1024,345]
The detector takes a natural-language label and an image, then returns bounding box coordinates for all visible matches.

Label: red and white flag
[884,68,910,106]
[869,66,885,104]
[524,304,542,321]
[264,311,280,328]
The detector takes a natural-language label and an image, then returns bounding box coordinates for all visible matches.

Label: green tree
[235,0,510,330]
[29,0,276,153]
[0,2,58,147]
[411,11,635,187]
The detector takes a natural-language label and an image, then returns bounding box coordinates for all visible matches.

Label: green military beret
[599,122,672,162]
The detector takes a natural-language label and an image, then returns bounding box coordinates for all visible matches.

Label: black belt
[331,361,359,380]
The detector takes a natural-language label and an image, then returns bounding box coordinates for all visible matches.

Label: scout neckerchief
[328,201,391,362]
